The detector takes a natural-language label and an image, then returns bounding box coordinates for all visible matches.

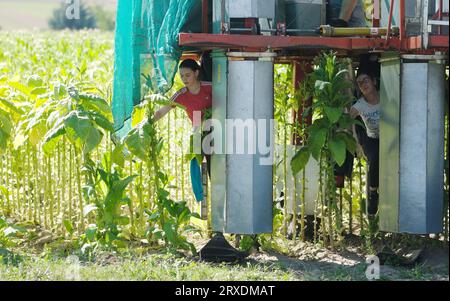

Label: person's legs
[347,0,367,27]
[339,0,359,23]
[364,138,379,215]
[328,0,367,27]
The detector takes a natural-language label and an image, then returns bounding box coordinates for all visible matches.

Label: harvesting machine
[112,0,449,259]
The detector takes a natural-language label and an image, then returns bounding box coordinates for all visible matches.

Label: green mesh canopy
[112,0,200,139]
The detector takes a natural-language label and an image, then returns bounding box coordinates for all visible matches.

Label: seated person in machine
[328,0,368,27]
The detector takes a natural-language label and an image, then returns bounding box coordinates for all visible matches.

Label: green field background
[0,0,116,30]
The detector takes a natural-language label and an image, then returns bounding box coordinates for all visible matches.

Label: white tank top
[352,97,380,139]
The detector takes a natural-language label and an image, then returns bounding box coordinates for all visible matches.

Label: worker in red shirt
[154,60,248,261]
[153,59,212,125]
[153,59,212,219]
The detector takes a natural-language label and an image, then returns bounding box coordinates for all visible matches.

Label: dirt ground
[194,233,449,281]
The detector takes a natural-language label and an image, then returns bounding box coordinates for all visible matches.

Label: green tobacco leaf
[0,97,24,115]
[335,131,357,155]
[64,111,102,154]
[177,207,191,225]
[324,106,342,124]
[3,226,18,237]
[163,220,176,244]
[329,137,346,166]
[85,224,97,242]
[112,239,127,249]
[43,124,66,155]
[63,220,74,235]
[124,123,152,161]
[27,75,43,88]
[111,144,125,167]
[116,216,130,226]
[13,131,27,150]
[308,127,327,160]
[82,124,102,155]
[334,69,348,80]
[83,204,98,217]
[0,110,12,136]
[79,93,112,117]
[131,105,146,128]
[30,87,47,95]
[158,188,170,200]
[337,114,356,128]
[91,112,114,132]
[63,111,89,148]
[113,175,137,195]
[291,146,310,176]
[8,81,31,96]
[315,80,330,91]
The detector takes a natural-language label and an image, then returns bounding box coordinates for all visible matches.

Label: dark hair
[356,68,375,80]
[179,59,201,72]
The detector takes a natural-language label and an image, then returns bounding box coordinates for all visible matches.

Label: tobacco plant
[125,95,200,255]
[291,52,360,247]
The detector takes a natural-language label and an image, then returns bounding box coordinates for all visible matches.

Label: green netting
[112,0,199,140]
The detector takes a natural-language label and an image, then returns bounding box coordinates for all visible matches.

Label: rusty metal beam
[179,33,448,54]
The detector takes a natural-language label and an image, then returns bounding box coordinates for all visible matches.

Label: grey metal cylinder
[379,53,446,234]
[211,51,275,234]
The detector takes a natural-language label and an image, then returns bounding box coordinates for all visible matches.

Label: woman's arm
[349,106,359,119]
[153,105,175,123]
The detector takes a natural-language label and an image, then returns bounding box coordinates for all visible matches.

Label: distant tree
[48,2,96,30]
[90,5,116,31]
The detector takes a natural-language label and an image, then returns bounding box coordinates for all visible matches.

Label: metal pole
[422,0,429,49]
[439,0,443,35]
[386,0,395,42]
[202,0,209,33]
[373,0,381,27]
[400,0,405,46]
[320,25,398,37]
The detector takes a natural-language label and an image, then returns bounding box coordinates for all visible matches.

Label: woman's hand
[153,105,174,123]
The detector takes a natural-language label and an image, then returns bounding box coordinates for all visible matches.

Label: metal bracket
[422,0,429,49]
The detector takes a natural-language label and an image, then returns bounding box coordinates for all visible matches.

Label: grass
[1,239,447,281]
[0,251,298,281]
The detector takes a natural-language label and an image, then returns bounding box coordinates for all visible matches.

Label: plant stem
[15,149,20,218]
[57,141,61,224]
[32,148,39,225]
[174,110,179,201]
[61,138,66,234]
[68,141,73,234]
[319,152,326,246]
[74,148,84,233]
[26,143,32,221]
[283,120,288,237]
[301,167,306,242]
[138,161,144,232]
[129,159,135,235]
[43,153,48,229]
[47,156,54,230]
[349,174,353,234]
[358,159,364,235]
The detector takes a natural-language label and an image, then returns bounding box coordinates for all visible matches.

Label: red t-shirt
[171,82,212,126]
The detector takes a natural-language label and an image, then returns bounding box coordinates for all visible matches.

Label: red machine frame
[179,0,449,151]
[180,0,449,54]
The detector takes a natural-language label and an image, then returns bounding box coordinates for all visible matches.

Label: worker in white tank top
[350,70,380,218]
